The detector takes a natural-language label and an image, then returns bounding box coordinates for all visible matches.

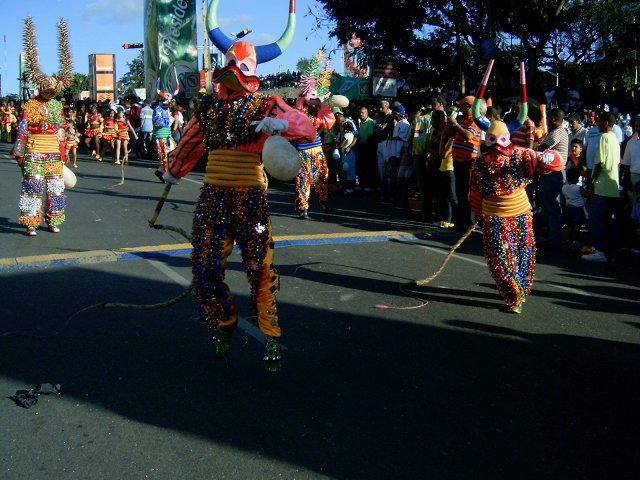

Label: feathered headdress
[23,16,73,99]
[300,50,332,100]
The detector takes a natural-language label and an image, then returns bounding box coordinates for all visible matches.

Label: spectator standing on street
[562,168,587,246]
[537,108,569,249]
[140,100,154,157]
[449,95,482,230]
[376,100,395,189]
[583,112,620,262]
[621,115,640,210]
[568,114,587,145]
[409,104,434,218]
[355,106,377,191]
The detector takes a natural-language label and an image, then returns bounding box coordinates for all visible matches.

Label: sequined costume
[163,0,313,370]
[2,105,16,142]
[12,17,73,234]
[65,122,79,150]
[116,120,130,141]
[292,50,335,216]
[470,60,564,313]
[84,112,103,137]
[102,117,116,142]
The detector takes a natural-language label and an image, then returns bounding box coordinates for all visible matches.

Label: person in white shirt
[622,115,640,206]
[562,168,586,246]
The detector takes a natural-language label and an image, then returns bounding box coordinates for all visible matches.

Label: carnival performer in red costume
[163,0,315,372]
[84,104,103,160]
[12,17,73,236]
[292,50,335,219]
[101,110,117,162]
[470,61,565,313]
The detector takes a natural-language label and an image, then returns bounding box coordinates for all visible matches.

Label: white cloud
[218,14,254,27]
[83,0,143,24]
[246,32,277,45]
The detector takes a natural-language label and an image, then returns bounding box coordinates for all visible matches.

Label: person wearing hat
[388,103,412,203]
[449,95,483,230]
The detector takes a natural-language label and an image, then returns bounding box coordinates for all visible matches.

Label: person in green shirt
[355,106,377,191]
[583,111,620,262]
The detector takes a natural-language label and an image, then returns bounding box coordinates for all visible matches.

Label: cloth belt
[26,134,60,154]
[204,149,266,189]
[482,188,531,217]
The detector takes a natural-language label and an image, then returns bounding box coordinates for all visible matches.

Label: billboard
[372,62,397,97]
[343,34,368,78]
[144,0,199,99]
[89,54,116,102]
[331,75,369,100]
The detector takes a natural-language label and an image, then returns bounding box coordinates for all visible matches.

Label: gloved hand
[252,117,289,135]
[541,151,557,164]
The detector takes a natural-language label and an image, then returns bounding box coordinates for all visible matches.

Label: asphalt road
[0,142,639,479]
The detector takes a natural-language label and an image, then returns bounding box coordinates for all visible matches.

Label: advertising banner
[343,34,368,78]
[144,0,199,99]
[372,61,397,97]
[330,75,369,100]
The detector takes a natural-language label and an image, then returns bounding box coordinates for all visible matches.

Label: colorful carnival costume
[12,17,73,236]
[152,83,177,179]
[162,0,314,371]
[65,123,79,151]
[470,61,564,313]
[2,105,16,142]
[84,113,103,138]
[292,50,335,218]
[102,117,117,143]
[116,120,130,142]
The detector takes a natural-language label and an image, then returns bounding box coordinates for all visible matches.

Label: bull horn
[206,0,234,54]
[23,16,47,87]
[472,59,494,132]
[56,18,73,89]
[255,0,296,64]
[507,62,528,133]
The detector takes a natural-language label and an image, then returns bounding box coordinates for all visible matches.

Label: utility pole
[202,0,212,93]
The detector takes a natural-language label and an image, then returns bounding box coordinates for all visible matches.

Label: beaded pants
[294,146,329,212]
[18,153,66,228]
[482,212,535,308]
[155,138,168,172]
[192,185,281,338]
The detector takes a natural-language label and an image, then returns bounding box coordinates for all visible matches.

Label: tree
[296,57,311,73]
[60,73,89,100]
[117,50,145,98]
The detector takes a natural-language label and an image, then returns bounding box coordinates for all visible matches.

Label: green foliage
[117,50,145,98]
[60,73,89,100]
[313,0,639,101]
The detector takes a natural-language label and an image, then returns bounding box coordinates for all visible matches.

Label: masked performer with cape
[470,61,565,313]
[163,0,316,372]
[12,17,73,236]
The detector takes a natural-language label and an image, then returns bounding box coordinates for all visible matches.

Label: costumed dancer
[152,81,178,182]
[84,104,103,160]
[12,17,73,236]
[292,50,335,219]
[1,100,15,143]
[470,60,565,313]
[162,0,315,371]
[65,119,80,168]
[101,109,117,162]
[115,110,137,165]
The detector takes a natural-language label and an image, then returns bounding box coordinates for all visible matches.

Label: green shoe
[263,335,283,373]
[212,328,233,359]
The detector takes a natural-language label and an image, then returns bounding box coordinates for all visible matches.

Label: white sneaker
[582,250,607,262]
[25,227,37,236]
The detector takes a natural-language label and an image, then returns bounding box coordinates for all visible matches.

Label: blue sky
[1,0,340,95]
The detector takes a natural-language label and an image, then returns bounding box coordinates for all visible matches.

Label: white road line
[180,176,202,185]
[145,259,285,348]
[402,241,625,299]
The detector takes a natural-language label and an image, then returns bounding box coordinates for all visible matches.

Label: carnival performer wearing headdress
[162,0,315,372]
[152,82,177,181]
[84,103,103,160]
[12,17,73,236]
[470,61,565,313]
[292,50,335,219]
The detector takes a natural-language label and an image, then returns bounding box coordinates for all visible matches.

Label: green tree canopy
[117,50,145,99]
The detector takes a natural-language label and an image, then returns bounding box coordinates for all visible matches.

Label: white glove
[252,117,289,135]
[162,171,180,184]
[541,151,556,165]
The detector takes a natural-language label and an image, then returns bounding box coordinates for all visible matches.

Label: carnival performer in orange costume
[292,50,335,219]
[1,100,16,143]
[470,61,565,313]
[84,104,103,160]
[163,0,315,372]
[12,17,73,236]
[115,109,137,165]
[101,110,117,162]
[65,119,80,168]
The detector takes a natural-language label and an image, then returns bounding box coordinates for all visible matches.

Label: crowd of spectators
[321,95,640,262]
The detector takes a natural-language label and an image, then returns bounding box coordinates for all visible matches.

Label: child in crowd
[562,167,587,246]
[115,110,138,166]
[65,119,80,168]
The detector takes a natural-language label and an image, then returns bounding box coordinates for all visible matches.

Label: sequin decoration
[191,185,281,338]
[472,147,535,197]
[482,212,535,308]
[294,146,329,212]
[199,93,271,150]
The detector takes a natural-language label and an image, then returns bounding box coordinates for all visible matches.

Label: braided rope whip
[375,223,477,310]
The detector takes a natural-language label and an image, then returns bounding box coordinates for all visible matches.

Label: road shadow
[1,265,639,479]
